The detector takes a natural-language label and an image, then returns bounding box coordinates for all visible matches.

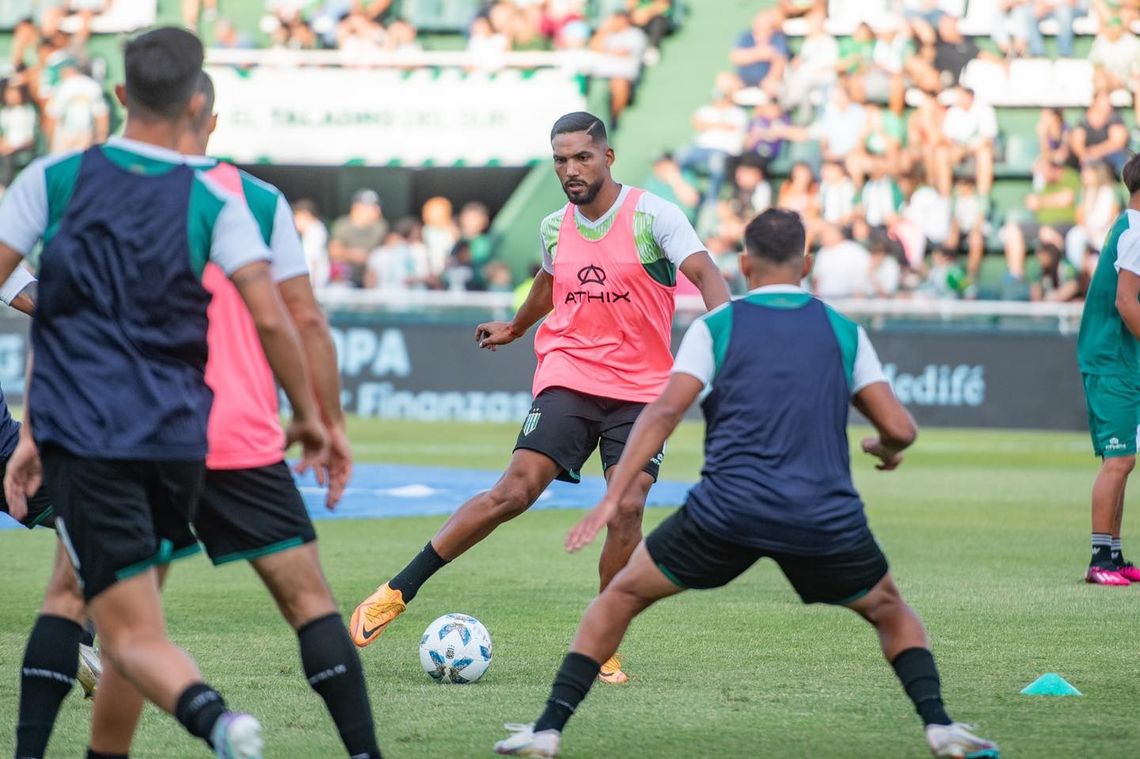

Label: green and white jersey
[539,185,704,286]
[1077,209,1140,376]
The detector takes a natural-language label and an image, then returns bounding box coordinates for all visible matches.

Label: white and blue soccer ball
[419,613,492,684]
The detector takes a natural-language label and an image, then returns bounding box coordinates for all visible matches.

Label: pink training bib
[202,162,285,470]
[532,187,676,403]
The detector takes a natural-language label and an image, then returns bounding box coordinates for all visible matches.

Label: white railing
[206,47,629,74]
[314,288,1086,332]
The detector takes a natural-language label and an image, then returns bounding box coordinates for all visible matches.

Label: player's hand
[566,497,619,553]
[4,435,41,523]
[475,321,521,351]
[286,416,330,483]
[861,436,904,471]
[325,422,353,511]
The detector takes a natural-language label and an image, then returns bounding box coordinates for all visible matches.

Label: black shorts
[194,462,316,566]
[42,445,203,602]
[0,453,55,529]
[514,387,663,484]
[645,505,889,605]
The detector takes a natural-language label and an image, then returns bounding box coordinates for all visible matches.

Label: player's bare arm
[567,372,704,552]
[1114,269,1140,339]
[476,268,554,350]
[679,251,731,311]
[230,260,328,473]
[279,273,351,508]
[853,382,918,471]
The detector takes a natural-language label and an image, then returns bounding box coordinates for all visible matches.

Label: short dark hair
[292,198,319,216]
[1123,153,1140,196]
[743,209,805,265]
[550,111,607,145]
[194,70,215,129]
[124,27,204,119]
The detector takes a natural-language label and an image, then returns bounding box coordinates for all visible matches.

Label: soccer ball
[419,613,492,684]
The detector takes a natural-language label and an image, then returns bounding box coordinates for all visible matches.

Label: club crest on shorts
[522,410,541,436]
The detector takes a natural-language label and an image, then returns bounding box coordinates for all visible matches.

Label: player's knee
[40,562,85,622]
[853,580,905,625]
[608,496,644,534]
[486,479,537,521]
[1104,455,1136,476]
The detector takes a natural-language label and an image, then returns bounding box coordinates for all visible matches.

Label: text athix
[564,290,632,304]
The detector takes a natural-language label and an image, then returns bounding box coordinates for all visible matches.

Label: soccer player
[1075,152,1140,586]
[0,27,325,759]
[81,71,383,759]
[494,209,999,759]
[350,112,731,684]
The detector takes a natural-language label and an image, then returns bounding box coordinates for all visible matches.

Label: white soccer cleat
[925,722,1000,758]
[210,712,264,759]
[493,723,561,757]
[77,643,102,699]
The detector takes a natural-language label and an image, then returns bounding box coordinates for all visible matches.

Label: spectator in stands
[387,19,422,53]
[590,11,648,127]
[864,229,902,298]
[781,9,837,116]
[1030,242,1081,301]
[776,161,819,223]
[676,72,747,207]
[811,222,871,298]
[934,85,996,199]
[917,245,968,299]
[358,0,395,25]
[366,227,416,291]
[1065,160,1121,267]
[814,77,865,166]
[711,152,771,244]
[340,9,387,56]
[1025,0,1084,58]
[927,14,985,90]
[508,5,550,52]
[453,201,495,289]
[272,15,320,50]
[421,195,457,288]
[818,159,857,226]
[183,0,219,29]
[836,21,874,96]
[330,189,389,287]
[991,0,1034,58]
[902,0,945,46]
[215,18,256,49]
[1089,15,1140,94]
[903,168,951,251]
[1000,157,1080,280]
[293,199,330,289]
[856,155,903,230]
[644,152,701,223]
[628,0,673,65]
[1034,107,1073,190]
[743,98,789,169]
[847,103,908,187]
[907,89,945,195]
[730,9,788,99]
[778,0,825,18]
[946,176,988,281]
[1071,91,1130,173]
[866,14,917,113]
[0,78,37,187]
[45,58,107,154]
[543,0,589,48]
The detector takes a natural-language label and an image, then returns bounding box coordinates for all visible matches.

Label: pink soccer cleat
[1115,563,1140,583]
[1085,566,1131,586]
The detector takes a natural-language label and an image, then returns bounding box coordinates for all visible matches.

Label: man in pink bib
[351,112,730,684]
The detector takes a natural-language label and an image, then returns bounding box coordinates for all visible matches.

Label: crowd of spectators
[664,1,1140,302]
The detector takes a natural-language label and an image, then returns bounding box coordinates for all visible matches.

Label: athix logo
[567,264,631,305]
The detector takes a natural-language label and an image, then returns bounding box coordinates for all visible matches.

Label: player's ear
[185,91,206,125]
[801,252,812,281]
[208,113,218,138]
[738,252,751,280]
[114,84,127,107]
[604,146,615,168]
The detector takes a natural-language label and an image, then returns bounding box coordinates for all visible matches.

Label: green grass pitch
[2,420,1139,757]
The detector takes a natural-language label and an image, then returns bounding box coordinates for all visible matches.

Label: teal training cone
[1021,673,1082,696]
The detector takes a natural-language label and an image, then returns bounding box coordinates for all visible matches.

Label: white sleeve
[851,326,889,394]
[268,194,310,283]
[209,196,272,275]
[671,318,715,387]
[0,265,35,304]
[1114,226,1140,276]
[0,159,48,255]
[540,231,554,274]
[645,193,705,268]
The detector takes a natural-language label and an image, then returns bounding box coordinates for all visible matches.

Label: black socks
[174,683,227,745]
[1092,533,1113,566]
[388,542,448,603]
[16,614,82,759]
[86,751,128,759]
[891,647,952,727]
[299,613,383,759]
[533,652,602,733]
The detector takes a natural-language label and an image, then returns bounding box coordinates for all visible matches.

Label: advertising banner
[0,317,1089,431]
[205,66,587,166]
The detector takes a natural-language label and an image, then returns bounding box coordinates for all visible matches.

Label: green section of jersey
[1078,212,1138,376]
[703,303,734,382]
[238,170,281,246]
[541,205,678,286]
[186,177,226,277]
[822,304,859,388]
[42,153,83,246]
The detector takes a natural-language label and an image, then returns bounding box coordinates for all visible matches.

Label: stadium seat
[998,132,1038,178]
[959,0,998,37]
[400,0,480,33]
